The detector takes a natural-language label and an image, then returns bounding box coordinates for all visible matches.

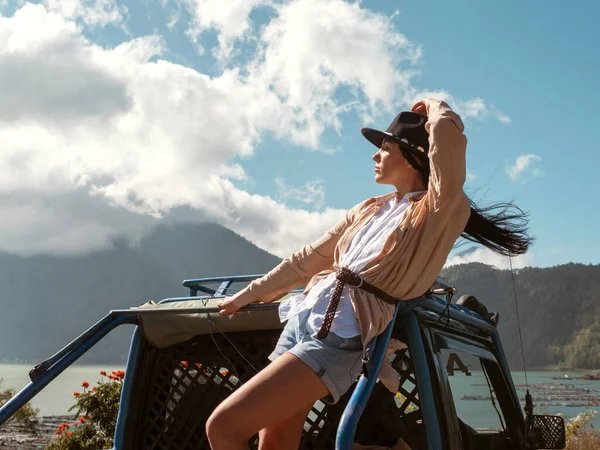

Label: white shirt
[278,191,423,337]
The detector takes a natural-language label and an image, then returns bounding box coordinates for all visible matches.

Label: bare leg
[206,352,329,450]
[257,405,312,450]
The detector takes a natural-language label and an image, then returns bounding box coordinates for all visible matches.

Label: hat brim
[361,128,429,161]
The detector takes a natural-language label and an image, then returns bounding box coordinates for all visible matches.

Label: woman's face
[372,139,416,187]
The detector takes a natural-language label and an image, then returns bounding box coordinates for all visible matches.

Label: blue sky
[0,0,598,268]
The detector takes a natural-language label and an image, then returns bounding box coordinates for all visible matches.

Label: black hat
[361,111,430,162]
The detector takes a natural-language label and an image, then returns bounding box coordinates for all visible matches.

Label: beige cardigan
[231,100,471,350]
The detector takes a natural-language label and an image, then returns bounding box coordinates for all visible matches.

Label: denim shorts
[268,309,365,404]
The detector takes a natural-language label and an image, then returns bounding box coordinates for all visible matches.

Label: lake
[1,364,599,430]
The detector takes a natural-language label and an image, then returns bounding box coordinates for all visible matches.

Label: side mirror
[528,415,566,449]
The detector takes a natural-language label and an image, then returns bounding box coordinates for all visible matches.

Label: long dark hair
[403,151,532,256]
[462,200,532,256]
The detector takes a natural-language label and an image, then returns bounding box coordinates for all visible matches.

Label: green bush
[46,370,124,450]
[565,410,600,450]
[0,379,39,431]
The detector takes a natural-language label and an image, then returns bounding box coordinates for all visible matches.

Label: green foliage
[565,410,600,449]
[0,379,39,431]
[45,423,110,450]
[565,410,597,440]
[45,370,124,450]
[561,319,600,369]
[440,262,600,370]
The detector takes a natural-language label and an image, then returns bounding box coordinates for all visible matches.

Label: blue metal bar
[0,313,136,426]
[161,290,304,304]
[215,280,232,295]
[28,313,138,382]
[403,312,443,450]
[183,274,265,296]
[113,327,144,449]
[182,274,265,288]
[415,297,493,333]
[336,304,401,450]
[490,329,525,424]
[189,285,218,295]
[0,299,281,429]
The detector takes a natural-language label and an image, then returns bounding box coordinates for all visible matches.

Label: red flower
[100,370,107,376]
[73,422,79,427]
[54,430,62,435]
[110,370,125,380]
[67,432,74,437]
[81,381,89,389]
[73,392,80,396]
[181,361,189,366]
[91,386,97,392]
[79,416,86,424]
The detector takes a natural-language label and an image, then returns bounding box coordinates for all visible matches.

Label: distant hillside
[440,262,600,371]
[0,222,280,364]
[1,229,598,370]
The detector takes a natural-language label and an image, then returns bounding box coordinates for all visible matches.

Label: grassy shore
[566,432,600,449]
[0,415,73,449]
[2,412,599,449]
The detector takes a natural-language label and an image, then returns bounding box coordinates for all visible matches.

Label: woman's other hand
[411,98,446,117]
[216,298,241,316]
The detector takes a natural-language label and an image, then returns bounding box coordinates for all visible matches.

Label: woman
[206,98,530,449]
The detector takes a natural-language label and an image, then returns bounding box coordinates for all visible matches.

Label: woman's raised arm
[413,99,468,214]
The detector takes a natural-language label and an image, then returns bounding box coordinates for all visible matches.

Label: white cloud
[497,114,512,125]
[166,8,180,30]
[275,177,326,210]
[180,0,271,60]
[445,247,532,270]
[456,97,486,119]
[43,0,126,27]
[0,1,509,258]
[251,0,422,148]
[409,91,512,126]
[410,91,486,121]
[507,154,542,180]
[0,2,349,257]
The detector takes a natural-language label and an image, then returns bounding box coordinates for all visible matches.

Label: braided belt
[316,267,398,340]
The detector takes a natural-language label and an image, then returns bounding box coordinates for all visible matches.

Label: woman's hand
[411,98,446,117]
[216,297,241,316]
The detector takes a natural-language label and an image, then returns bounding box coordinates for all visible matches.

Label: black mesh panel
[124,327,427,449]
[529,415,566,449]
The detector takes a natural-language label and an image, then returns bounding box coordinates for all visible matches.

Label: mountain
[440,262,600,370]
[0,222,280,364]
[1,225,598,370]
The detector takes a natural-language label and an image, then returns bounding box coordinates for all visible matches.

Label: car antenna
[508,255,534,430]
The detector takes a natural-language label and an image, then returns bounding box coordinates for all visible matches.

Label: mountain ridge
[0,222,281,363]
[1,224,598,370]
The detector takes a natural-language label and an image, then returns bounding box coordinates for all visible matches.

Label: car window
[437,345,507,431]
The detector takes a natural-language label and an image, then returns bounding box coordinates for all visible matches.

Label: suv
[0,274,566,449]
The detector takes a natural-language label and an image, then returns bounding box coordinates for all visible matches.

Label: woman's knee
[206,406,244,443]
[205,410,224,441]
